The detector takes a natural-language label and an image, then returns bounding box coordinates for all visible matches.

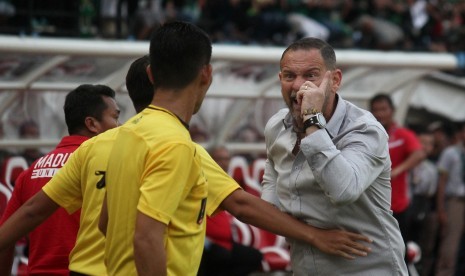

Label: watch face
[317,113,327,127]
[303,113,326,130]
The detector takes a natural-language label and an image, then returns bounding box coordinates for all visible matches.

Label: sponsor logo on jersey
[31,153,71,179]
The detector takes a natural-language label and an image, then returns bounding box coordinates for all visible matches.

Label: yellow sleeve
[42,146,85,214]
[195,145,241,216]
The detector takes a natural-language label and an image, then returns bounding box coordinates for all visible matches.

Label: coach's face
[280,48,341,127]
[279,49,327,123]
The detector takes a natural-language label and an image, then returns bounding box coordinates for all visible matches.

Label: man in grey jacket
[261,37,408,275]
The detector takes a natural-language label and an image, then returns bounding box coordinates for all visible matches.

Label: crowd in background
[1,0,465,54]
[143,0,465,53]
[407,120,465,276]
[0,119,44,167]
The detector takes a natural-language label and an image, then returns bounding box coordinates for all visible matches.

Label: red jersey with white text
[0,135,88,276]
[387,124,422,213]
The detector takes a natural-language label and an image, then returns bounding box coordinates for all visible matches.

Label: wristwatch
[303,113,326,130]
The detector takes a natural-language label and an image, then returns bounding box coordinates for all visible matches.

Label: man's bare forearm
[134,211,167,276]
[0,191,59,251]
[222,190,314,242]
[392,150,426,177]
[220,189,371,258]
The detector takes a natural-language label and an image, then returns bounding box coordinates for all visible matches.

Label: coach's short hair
[281,37,336,70]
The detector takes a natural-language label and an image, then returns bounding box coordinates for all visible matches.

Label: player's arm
[391,149,425,178]
[134,211,167,276]
[0,190,59,251]
[221,189,372,260]
[0,171,27,275]
[391,131,425,178]
[98,192,108,236]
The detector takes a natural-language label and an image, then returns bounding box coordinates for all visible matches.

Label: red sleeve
[206,211,233,250]
[0,170,28,225]
[403,129,423,153]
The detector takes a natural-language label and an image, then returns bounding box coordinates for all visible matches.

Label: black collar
[147,106,189,130]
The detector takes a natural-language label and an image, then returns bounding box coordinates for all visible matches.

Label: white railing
[0,35,462,151]
[0,35,459,68]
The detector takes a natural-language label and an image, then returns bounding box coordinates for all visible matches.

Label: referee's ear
[146,64,154,85]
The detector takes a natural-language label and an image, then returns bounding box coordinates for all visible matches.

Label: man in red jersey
[0,84,120,275]
[369,93,425,251]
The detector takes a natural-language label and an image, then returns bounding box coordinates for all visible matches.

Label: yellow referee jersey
[105,106,206,275]
[43,127,119,275]
[43,105,240,275]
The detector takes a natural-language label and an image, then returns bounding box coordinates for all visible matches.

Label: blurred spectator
[369,93,425,258]
[444,0,465,52]
[3,0,465,52]
[0,0,15,33]
[235,124,263,144]
[115,0,141,38]
[18,119,44,166]
[210,145,231,172]
[198,145,263,276]
[286,12,329,42]
[353,0,409,50]
[210,144,264,196]
[79,0,97,37]
[435,121,465,276]
[405,0,444,51]
[0,121,13,167]
[130,0,163,40]
[428,120,457,163]
[292,0,354,47]
[163,0,198,23]
[210,144,245,192]
[283,0,329,41]
[190,123,209,143]
[231,124,263,165]
[425,0,448,52]
[247,0,291,45]
[408,127,439,276]
[197,0,251,44]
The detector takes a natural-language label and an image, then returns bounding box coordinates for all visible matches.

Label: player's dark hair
[149,21,212,91]
[64,84,116,134]
[126,55,154,113]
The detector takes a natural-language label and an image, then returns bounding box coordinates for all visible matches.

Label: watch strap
[303,115,322,130]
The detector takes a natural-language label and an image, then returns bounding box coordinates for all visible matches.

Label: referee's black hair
[148,21,212,91]
[64,84,116,135]
[126,55,153,113]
